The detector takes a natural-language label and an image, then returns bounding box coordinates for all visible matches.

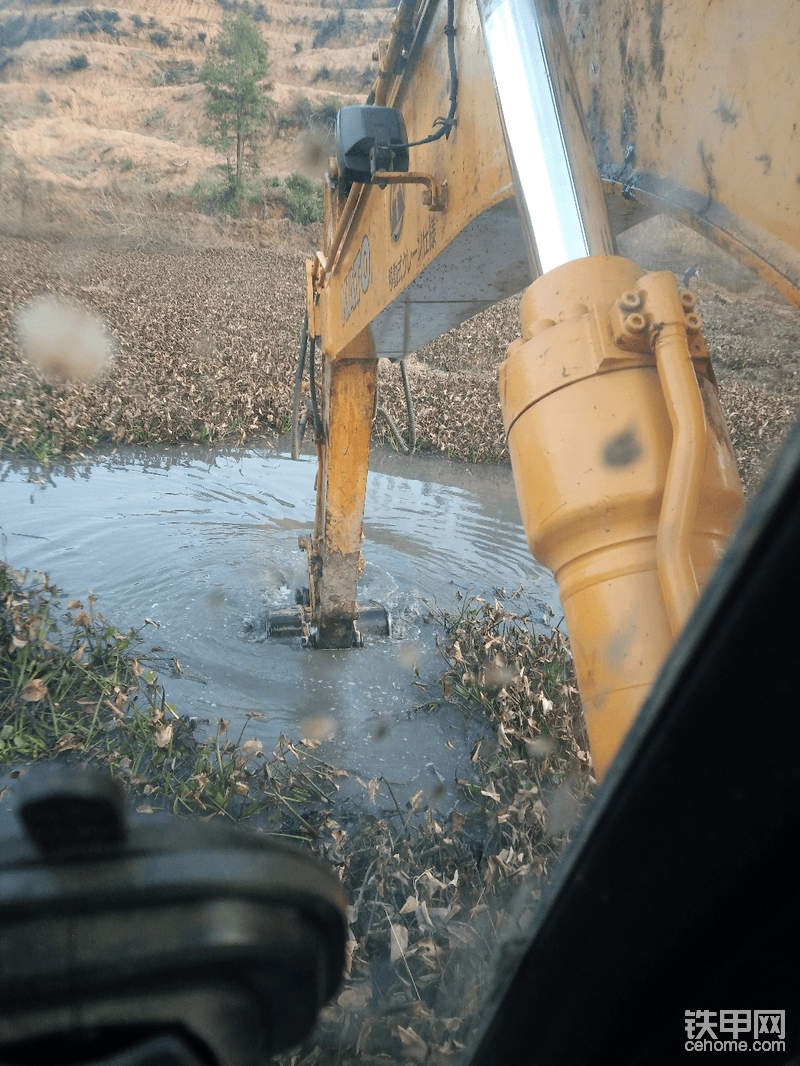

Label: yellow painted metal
[644,272,707,636]
[312,0,535,364]
[501,257,744,778]
[558,0,800,305]
[308,334,377,648]
[312,0,800,359]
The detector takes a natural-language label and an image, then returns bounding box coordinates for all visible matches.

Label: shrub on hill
[283,173,323,225]
[312,7,344,49]
[0,13,71,49]
[277,95,340,133]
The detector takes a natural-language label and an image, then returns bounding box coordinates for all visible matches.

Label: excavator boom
[286,0,798,777]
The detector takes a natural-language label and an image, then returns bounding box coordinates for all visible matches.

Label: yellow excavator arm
[284,0,799,779]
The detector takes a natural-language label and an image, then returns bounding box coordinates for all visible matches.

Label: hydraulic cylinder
[501,256,744,778]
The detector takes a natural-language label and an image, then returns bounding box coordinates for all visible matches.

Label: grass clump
[142,105,167,128]
[429,590,593,856]
[0,562,343,826]
[1,561,152,765]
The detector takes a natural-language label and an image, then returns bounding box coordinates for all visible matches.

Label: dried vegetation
[2,213,799,489]
[0,562,348,823]
[274,594,592,1065]
[0,234,308,457]
[2,558,592,1063]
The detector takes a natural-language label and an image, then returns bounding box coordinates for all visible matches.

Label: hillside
[0,0,392,230]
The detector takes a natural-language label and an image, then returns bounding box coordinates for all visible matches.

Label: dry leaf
[451,811,467,833]
[21,678,48,702]
[356,776,380,804]
[337,983,371,1012]
[397,1026,428,1061]
[53,732,83,754]
[153,723,173,748]
[389,920,408,963]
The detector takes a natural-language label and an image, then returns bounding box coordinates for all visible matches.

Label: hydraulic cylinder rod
[475,0,615,275]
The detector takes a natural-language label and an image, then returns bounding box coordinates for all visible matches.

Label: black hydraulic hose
[307,333,323,441]
[375,359,417,456]
[291,315,324,460]
[291,314,308,461]
[377,0,458,151]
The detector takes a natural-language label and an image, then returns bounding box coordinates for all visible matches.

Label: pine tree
[199,5,273,199]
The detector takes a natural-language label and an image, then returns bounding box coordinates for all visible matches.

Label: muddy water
[1,443,560,805]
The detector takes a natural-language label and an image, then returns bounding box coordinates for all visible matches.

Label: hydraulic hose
[291,314,308,461]
[377,0,458,149]
[307,333,323,441]
[291,315,323,460]
[375,359,417,455]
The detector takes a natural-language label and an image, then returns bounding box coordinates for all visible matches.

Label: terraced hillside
[0,0,392,227]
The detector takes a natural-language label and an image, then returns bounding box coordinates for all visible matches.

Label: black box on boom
[335,104,410,186]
